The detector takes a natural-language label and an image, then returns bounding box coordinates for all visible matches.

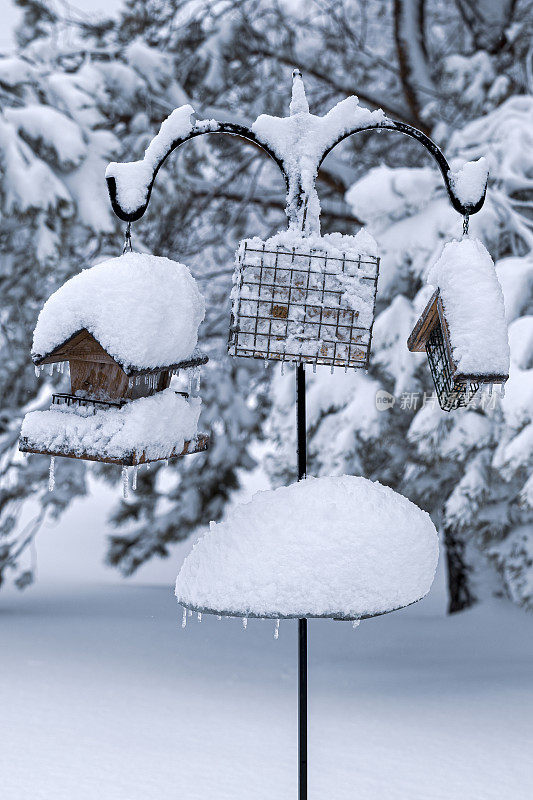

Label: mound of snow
[427,238,509,377]
[175,475,438,619]
[32,252,205,373]
[21,390,201,462]
[449,158,488,207]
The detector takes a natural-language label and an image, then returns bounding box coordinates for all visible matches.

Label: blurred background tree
[0,0,531,610]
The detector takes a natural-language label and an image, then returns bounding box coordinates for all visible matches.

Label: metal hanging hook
[122,221,132,254]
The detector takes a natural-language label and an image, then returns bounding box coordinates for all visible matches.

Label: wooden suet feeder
[20,252,209,467]
[408,238,509,412]
[408,289,479,410]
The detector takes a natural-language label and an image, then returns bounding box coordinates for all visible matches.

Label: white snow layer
[252,95,385,178]
[32,252,205,372]
[21,390,201,461]
[175,475,438,619]
[426,238,510,376]
[106,105,197,213]
[449,157,488,207]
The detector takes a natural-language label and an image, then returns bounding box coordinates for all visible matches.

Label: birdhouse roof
[409,238,509,379]
[175,475,438,620]
[32,252,205,374]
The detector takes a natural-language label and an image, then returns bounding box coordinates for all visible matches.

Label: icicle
[197,612,202,622]
[217,615,222,621]
[34,366,40,378]
[264,359,268,369]
[500,383,506,398]
[195,370,201,394]
[488,382,493,397]
[312,363,317,374]
[242,617,248,630]
[122,466,129,499]
[48,457,55,492]
[181,608,187,629]
[274,618,280,640]
[48,363,54,376]
[132,466,138,491]
[280,361,285,376]
[187,369,193,395]
[352,619,360,629]
[188,609,192,617]
[330,365,335,374]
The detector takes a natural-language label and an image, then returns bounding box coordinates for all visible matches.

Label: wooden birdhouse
[228,231,380,370]
[20,252,209,467]
[408,238,509,412]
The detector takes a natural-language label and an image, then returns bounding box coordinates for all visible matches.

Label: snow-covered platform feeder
[408,238,509,411]
[19,252,209,465]
[228,230,379,370]
[175,475,438,622]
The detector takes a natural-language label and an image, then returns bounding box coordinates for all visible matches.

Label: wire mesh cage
[425,324,479,411]
[406,289,510,412]
[228,241,380,369]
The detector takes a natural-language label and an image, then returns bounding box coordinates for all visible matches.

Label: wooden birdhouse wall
[38,329,171,401]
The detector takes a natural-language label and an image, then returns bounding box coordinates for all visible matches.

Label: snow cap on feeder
[175,475,439,621]
[20,252,209,466]
[229,71,384,371]
[407,238,509,411]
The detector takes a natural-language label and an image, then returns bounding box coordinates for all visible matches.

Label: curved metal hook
[318,120,487,216]
[106,114,486,224]
[106,122,289,223]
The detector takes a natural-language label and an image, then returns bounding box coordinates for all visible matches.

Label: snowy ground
[1,492,533,800]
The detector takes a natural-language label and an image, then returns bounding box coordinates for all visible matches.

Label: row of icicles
[180,607,361,637]
[48,457,172,496]
[265,360,507,392]
[35,362,67,376]
[465,379,505,398]
[35,362,202,394]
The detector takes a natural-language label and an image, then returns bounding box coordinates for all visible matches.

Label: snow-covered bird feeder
[19,252,209,466]
[176,475,438,622]
[407,238,509,411]
[228,230,380,370]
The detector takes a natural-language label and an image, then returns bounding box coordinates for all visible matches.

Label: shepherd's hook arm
[106,117,486,223]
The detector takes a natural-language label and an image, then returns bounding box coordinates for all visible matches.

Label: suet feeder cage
[228,237,379,370]
[408,238,509,412]
[408,289,481,411]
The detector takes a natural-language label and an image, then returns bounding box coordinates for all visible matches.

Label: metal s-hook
[122,221,132,254]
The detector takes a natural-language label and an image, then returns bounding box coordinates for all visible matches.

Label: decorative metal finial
[290,69,309,116]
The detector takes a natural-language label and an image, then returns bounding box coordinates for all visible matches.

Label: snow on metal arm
[106,72,487,227]
[105,108,289,223]
[319,119,488,217]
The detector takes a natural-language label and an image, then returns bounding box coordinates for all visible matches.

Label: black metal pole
[296,363,307,800]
